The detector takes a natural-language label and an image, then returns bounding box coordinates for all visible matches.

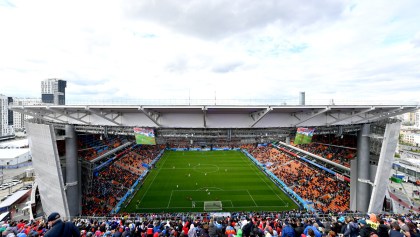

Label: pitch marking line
[137,152,170,205]
[225,200,234,207]
[167,190,174,208]
[144,199,236,210]
[239,152,288,206]
[165,190,248,209]
[197,187,224,191]
[246,190,258,207]
[136,204,288,210]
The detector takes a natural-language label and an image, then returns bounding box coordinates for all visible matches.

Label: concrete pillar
[356,123,370,212]
[349,158,358,211]
[65,125,79,217]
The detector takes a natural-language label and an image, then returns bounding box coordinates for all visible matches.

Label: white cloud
[0,0,419,104]
[123,0,347,40]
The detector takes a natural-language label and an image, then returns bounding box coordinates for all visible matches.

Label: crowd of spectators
[243,145,290,166]
[293,143,355,168]
[3,211,420,237]
[114,145,162,174]
[78,135,126,161]
[82,145,163,216]
[244,146,350,214]
[167,140,242,149]
[83,163,140,216]
[311,135,358,148]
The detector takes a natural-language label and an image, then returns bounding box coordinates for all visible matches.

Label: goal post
[204,201,223,211]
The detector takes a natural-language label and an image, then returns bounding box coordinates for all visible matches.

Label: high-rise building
[41,78,67,105]
[0,94,14,136]
[402,112,416,126]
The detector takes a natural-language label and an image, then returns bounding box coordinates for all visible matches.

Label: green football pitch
[119,150,299,213]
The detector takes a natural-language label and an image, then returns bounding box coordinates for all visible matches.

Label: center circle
[192,164,219,174]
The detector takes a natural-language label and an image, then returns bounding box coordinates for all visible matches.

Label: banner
[294,127,315,144]
[336,173,350,182]
[133,127,156,145]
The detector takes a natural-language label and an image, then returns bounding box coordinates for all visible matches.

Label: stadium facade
[9,103,419,218]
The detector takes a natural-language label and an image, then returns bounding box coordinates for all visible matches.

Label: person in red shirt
[16,220,25,231]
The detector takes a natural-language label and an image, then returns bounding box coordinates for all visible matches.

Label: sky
[0,0,419,105]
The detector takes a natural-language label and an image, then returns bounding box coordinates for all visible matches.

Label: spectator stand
[82,144,164,216]
[244,144,351,213]
[167,147,241,151]
[271,144,350,213]
[90,141,133,163]
[81,142,135,202]
[112,148,165,214]
[295,143,356,168]
[277,142,350,178]
[241,149,313,212]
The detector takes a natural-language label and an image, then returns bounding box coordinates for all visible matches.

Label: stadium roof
[10,104,418,129]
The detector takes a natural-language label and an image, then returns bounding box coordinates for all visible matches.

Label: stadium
[2,0,420,235]
[8,101,418,224]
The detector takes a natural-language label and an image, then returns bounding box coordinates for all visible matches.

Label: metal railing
[12,98,419,106]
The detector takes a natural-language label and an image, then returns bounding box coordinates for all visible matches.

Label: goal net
[204,201,223,211]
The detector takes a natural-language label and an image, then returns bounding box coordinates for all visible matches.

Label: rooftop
[0,139,28,149]
[0,148,30,159]
[0,190,30,209]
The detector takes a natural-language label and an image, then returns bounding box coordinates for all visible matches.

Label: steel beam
[85,107,121,126]
[138,107,161,127]
[294,107,330,126]
[250,107,272,127]
[360,107,418,123]
[24,107,67,123]
[329,107,376,125]
[357,107,403,123]
[14,107,62,123]
[48,108,90,125]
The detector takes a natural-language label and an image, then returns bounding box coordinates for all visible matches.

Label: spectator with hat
[44,212,80,237]
[358,219,376,237]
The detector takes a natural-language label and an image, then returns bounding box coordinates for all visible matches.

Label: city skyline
[0,0,420,104]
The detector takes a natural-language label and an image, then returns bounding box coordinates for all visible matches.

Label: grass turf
[119,150,299,213]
